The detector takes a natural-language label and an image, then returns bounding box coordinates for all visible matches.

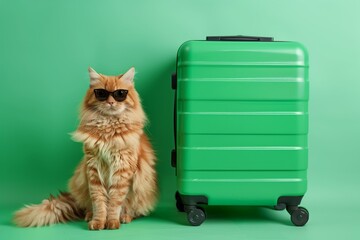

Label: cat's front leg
[86,157,107,230]
[106,153,135,229]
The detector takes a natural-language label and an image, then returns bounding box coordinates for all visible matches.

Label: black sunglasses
[93,89,128,102]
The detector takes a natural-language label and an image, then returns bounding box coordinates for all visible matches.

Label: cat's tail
[13,192,83,227]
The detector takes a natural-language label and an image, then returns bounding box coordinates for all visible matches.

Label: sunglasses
[93,89,128,102]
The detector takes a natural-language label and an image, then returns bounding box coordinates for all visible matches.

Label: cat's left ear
[88,67,101,86]
[122,67,135,84]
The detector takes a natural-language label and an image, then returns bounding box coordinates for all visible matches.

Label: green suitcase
[171,36,309,226]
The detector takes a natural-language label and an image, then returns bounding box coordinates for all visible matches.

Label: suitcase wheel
[287,206,309,226]
[186,207,206,226]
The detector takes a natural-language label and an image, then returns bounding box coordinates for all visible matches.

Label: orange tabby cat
[14,67,158,230]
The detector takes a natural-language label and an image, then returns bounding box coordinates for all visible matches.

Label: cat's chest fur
[73,117,141,187]
[73,117,142,159]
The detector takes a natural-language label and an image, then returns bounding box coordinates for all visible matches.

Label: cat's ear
[122,67,135,84]
[88,67,101,86]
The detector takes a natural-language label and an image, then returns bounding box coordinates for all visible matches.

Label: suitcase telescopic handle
[206,35,273,42]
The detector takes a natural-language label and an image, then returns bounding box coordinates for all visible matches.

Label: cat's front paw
[120,214,133,224]
[106,219,120,230]
[88,219,106,230]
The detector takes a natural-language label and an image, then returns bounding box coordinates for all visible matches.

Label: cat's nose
[107,96,115,105]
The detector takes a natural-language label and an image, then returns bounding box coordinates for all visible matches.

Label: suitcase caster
[276,196,309,226]
[175,192,208,226]
[287,206,309,227]
[186,206,206,226]
[175,191,185,212]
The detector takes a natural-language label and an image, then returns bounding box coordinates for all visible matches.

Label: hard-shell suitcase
[171,35,309,226]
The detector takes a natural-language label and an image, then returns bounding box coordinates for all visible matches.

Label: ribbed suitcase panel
[176,40,309,205]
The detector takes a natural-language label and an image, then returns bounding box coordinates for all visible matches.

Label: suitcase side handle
[206,35,273,42]
[171,73,177,168]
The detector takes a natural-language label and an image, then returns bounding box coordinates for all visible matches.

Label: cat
[14,67,158,230]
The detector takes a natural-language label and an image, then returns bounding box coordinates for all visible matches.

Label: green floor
[1,190,358,240]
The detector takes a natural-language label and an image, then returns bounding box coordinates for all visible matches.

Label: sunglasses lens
[94,89,109,101]
[113,90,128,102]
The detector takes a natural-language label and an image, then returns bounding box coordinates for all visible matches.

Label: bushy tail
[13,192,83,227]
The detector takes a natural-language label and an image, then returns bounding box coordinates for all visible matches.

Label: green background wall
[1,0,359,239]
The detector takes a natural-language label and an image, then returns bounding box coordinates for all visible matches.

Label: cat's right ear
[88,67,101,86]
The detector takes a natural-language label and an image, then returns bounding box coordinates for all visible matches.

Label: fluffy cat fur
[14,67,158,230]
